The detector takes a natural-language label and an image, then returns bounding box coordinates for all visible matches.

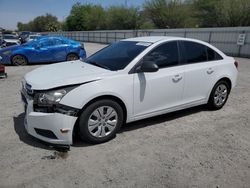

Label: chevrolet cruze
[21,36,238,146]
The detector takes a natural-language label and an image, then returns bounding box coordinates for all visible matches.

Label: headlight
[34,86,77,107]
[36,89,67,106]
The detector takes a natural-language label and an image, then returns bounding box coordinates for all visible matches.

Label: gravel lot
[0,42,249,188]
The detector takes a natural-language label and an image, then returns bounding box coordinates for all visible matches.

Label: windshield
[85,41,151,71]
[23,37,43,46]
[30,35,39,39]
[3,35,18,40]
[22,40,37,46]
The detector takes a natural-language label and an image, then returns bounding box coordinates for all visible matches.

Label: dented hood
[24,60,111,90]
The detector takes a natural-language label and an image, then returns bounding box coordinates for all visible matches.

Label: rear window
[182,41,207,63]
[207,47,223,61]
[182,41,223,64]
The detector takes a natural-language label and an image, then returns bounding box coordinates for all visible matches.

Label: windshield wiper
[86,61,111,70]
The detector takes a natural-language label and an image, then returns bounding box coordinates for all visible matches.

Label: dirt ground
[0,43,249,188]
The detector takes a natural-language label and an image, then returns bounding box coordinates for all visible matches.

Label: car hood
[25,60,112,90]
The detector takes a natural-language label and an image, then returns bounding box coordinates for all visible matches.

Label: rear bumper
[21,90,78,145]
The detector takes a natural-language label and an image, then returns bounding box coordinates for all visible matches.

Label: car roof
[122,36,185,43]
[122,36,213,44]
[36,36,64,40]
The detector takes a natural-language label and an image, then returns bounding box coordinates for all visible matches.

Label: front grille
[25,83,33,95]
[21,91,28,105]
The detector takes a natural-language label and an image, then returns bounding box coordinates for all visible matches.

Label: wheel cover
[88,106,118,138]
[12,55,26,65]
[214,84,228,106]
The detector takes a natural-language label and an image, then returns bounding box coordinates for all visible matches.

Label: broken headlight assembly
[33,86,79,116]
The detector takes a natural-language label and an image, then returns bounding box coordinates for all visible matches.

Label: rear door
[49,38,68,61]
[180,41,223,104]
[30,39,53,62]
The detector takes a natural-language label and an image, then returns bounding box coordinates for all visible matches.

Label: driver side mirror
[136,59,159,73]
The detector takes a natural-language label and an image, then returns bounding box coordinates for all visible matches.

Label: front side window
[85,41,150,71]
[143,41,179,68]
[182,41,207,63]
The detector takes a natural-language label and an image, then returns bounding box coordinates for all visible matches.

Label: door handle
[207,68,214,74]
[172,74,182,82]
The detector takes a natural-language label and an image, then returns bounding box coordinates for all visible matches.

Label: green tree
[217,0,250,27]
[66,3,105,31]
[193,0,250,27]
[144,0,193,28]
[105,6,143,30]
[17,14,61,32]
[192,0,222,27]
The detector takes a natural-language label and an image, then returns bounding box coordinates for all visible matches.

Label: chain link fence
[46,27,250,58]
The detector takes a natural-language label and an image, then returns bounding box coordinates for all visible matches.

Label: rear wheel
[208,80,230,110]
[11,55,27,66]
[79,99,123,144]
[66,53,79,61]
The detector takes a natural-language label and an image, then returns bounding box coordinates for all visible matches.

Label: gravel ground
[0,43,249,188]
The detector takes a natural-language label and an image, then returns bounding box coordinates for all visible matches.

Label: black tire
[79,99,124,144]
[207,80,230,110]
[11,55,28,66]
[66,53,79,61]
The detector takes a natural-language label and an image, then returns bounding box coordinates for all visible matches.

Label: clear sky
[0,0,145,30]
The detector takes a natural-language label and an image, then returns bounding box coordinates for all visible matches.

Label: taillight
[0,64,5,72]
[234,61,239,70]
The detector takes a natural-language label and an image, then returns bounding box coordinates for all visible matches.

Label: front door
[133,41,185,119]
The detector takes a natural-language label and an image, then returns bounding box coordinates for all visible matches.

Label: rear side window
[144,41,179,68]
[53,39,65,45]
[207,47,223,61]
[181,41,223,64]
[182,41,207,63]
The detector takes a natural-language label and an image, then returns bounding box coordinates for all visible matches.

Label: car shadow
[13,105,209,150]
[74,105,209,147]
[13,113,55,151]
[120,105,208,133]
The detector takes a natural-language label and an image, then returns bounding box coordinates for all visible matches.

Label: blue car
[0,36,86,65]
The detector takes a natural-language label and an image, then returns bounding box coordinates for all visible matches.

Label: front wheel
[78,99,124,144]
[11,55,28,66]
[207,80,230,110]
[66,53,79,61]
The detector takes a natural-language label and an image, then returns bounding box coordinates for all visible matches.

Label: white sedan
[2,34,20,47]
[26,34,41,42]
[21,36,238,146]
